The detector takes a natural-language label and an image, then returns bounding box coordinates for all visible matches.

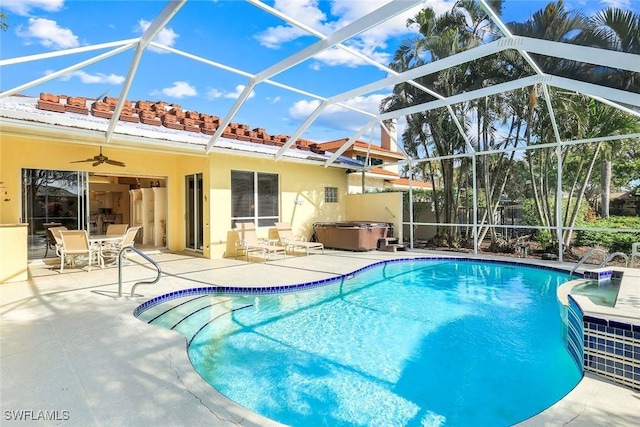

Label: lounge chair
[275,222,324,255]
[59,230,102,271]
[235,222,286,262]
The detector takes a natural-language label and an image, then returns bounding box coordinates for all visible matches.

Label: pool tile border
[134,256,576,317]
[567,295,640,390]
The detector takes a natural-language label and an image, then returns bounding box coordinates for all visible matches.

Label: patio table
[89,234,123,268]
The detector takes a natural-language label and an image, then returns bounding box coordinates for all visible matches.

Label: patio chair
[105,223,128,236]
[42,223,63,258]
[102,226,141,264]
[234,222,286,262]
[59,230,102,272]
[89,212,99,234]
[632,242,640,267]
[275,222,324,255]
[101,213,117,233]
[45,225,69,260]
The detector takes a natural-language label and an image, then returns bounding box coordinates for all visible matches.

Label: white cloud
[206,85,255,100]
[254,0,454,68]
[54,70,125,85]
[255,25,309,49]
[289,93,387,133]
[136,19,179,53]
[159,81,198,99]
[205,88,224,99]
[267,96,281,104]
[598,0,632,10]
[16,17,79,50]
[312,43,390,68]
[289,99,321,118]
[1,0,64,16]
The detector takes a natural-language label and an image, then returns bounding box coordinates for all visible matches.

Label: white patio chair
[47,226,68,258]
[105,223,128,236]
[59,230,102,272]
[102,226,141,264]
[234,222,286,262]
[275,222,324,255]
[632,242,640,267]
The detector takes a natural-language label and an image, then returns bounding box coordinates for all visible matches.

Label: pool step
[136,295,209,323]
[137,295,237,340]
[377,237,406,252]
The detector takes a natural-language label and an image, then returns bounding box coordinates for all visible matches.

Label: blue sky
[1,0,638,144]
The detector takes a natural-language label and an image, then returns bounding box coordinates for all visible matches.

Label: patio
[1,249,638,426]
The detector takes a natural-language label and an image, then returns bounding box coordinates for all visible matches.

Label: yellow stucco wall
[0,224,28,283]
[345,192,403,241]
[1,129,408,271]
[207,152,348,258]
[0,134,205,256]
[1,133,360,262]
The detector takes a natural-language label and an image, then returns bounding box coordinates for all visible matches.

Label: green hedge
[575,217,640,253]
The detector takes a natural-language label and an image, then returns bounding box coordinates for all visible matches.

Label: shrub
[574,216,640,254]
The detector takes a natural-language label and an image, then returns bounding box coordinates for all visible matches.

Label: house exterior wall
[1,131,407,276]
[1,134,353,261]
[347,174,395,194]
[345,192,403,241]
[1,134,202,256]
[207,152,348,258]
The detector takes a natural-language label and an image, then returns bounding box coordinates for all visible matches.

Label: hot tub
[312,221,390,251]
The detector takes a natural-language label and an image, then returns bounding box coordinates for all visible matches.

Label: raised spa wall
[561,269,640,391]
[312,221,391,251]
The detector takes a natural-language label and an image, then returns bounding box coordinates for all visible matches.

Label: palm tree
[381,0,505,245]
[1,12,8,32]
[556,94,640,244]
[507,1,587,237]
[575,7,640,217]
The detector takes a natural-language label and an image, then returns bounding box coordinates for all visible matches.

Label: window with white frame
[231,170,279,228]
[325,186,338,203]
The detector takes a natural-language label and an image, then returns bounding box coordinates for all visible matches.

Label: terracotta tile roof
[392,178,433,189]
[317,138,403,156]
[368,167,399,177]
[33,92,326,151]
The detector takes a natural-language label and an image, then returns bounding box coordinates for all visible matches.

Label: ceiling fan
[71,146,126,167]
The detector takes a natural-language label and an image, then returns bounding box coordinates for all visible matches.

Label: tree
[381,0,506,245]
[1,12,8,32]
[576,7,640,217]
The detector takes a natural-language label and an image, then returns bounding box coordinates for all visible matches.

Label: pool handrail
[570,248,629,278]
[116,246,162,298]
[570,248,608,278]
[598,252,629,268]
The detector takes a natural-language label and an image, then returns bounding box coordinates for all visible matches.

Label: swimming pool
[135,258,582,426]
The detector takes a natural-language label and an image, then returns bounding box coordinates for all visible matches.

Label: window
[231,170,279,228]
[355,155,383,166]
[325,187,338,203]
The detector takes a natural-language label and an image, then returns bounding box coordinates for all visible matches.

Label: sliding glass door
[185,173,203,251]
[22,169,89,259]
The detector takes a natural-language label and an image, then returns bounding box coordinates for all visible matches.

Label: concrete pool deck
[1,249,638,426]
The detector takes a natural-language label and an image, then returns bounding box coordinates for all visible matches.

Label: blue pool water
[137,259,582,426]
